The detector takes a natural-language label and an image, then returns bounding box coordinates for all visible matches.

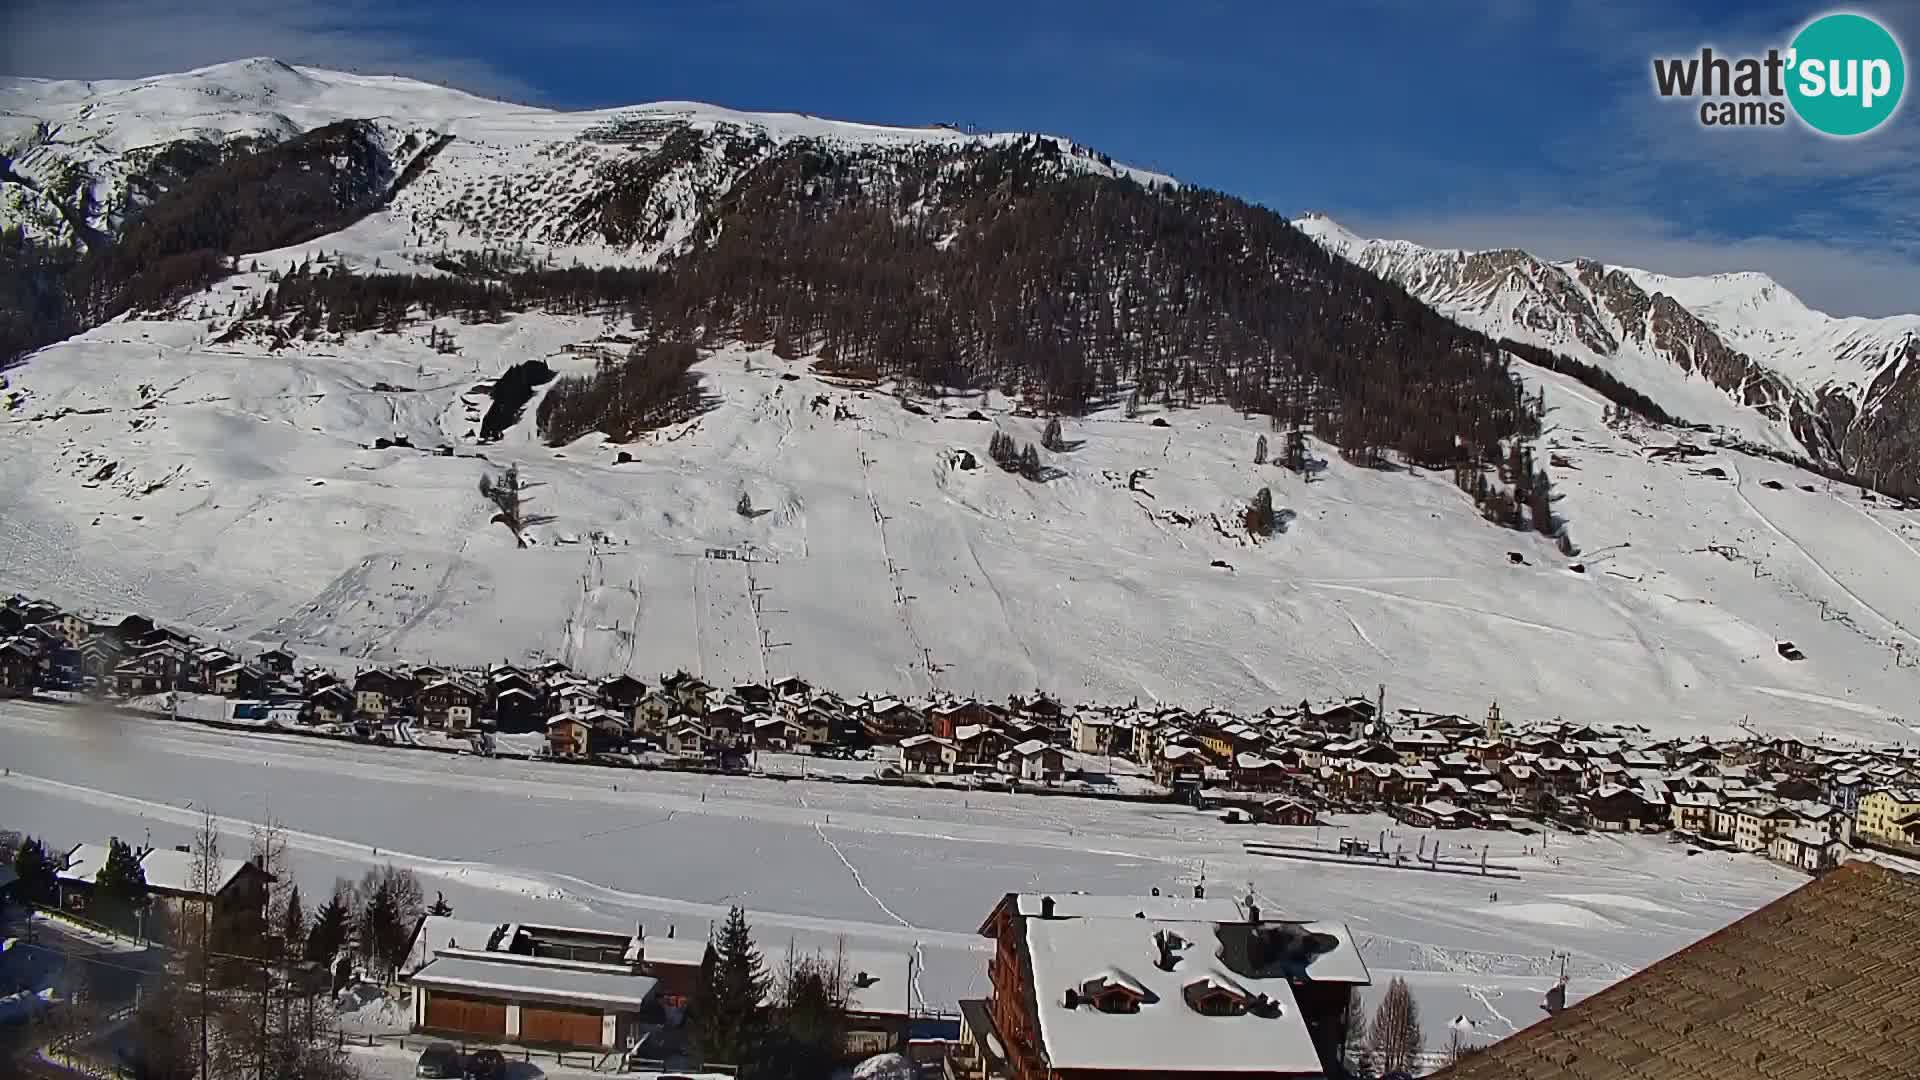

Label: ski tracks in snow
[801,790,928,1009]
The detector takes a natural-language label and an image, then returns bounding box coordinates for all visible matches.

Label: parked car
[463,1048,506,1080]
[416,1043,463,1079]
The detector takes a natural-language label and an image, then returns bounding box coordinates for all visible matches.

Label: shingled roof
[1435,860,1920,1079]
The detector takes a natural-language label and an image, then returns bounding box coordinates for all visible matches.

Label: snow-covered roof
[1011,739,1053,757]
[1024,916,1324,1073]
[58,843,113,885]
[408,915,505,971]
[139,848,260,896]
[408,953,658,1010]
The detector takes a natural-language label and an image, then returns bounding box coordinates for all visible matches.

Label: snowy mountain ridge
[0,57,1171,254]
[1294,212,1920,490]
[1,61,1918,746]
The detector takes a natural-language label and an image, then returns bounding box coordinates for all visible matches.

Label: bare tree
[1368,976,1424,1074]
[186,810,222,1080]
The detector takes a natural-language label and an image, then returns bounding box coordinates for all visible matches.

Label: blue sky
[3,0,1917,314]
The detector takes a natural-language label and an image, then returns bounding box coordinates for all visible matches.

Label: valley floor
[0,699,1804,1043]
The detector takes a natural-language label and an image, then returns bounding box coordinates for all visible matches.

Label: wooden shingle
[1436,861,1920,1079]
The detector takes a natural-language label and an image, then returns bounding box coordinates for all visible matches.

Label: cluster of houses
[1097,695,1920,873]
[8,593,1920,876]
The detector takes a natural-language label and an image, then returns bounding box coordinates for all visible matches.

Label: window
[1194,991,1244,1016]
[1095,989,1141,1014]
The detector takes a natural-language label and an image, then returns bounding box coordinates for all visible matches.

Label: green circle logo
[1787,13,1906,136]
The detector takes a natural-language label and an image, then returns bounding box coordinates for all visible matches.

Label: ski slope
[0,699,1806,1032]
[2,244,1919,740]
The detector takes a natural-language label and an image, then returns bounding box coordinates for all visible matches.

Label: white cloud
[1336,206,1920,318]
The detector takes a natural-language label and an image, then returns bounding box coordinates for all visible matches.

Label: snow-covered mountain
[1294,213,1920,488]
[2,60,1919,743]
[0,57,1168,256]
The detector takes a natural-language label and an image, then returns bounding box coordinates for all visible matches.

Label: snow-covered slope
[0,57,1169,253]
[3,231,1919,742]
[1294,213,1920,481]
[3,62,1918,744]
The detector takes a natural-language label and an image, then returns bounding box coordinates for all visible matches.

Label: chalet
[1727,802,1800,853]
[632,687,676,731]
[865,697,926,741]
[955,724,1012,766]
[1768,827,1846,872]
[419,677,484,731]
[0,639,36,696]
[661,671,713,714]
[304,684,353,726]
[78,635,127,681]
[1300,696,1376,734]
[88,613,156,647]
[664,719,709,759]
[769,674,811,699]
[256,646,297,675]
[730,682,773,710]
[1856,787,1920,846]
[1257,798,1318,827]
[1389,728,1450,763]
[211,663,268,699]
[353,668,413,721]
[704,706,746,749]
[750,714,803,749]
[492,687,544,733]
[1231,753,1294,792]
[900,734,960,775]
[932,699,1003,740]
[532,659,573,682]
[552,682,599,716]
[113,646,186,696]
[792,706,834,748]
[61,841,273,949]
[546,714,591,759]
[1069,712,1114,755]
[1157,745,1207,791]
[1401,800,1472,830]
[598,674,648,711]
[1825,770,1868,815]
[968,892,1370,1079]
[1584,785,1657,832]
[1668,791,1719,834]
[1001,740,1066,782]
[191,646,237,691]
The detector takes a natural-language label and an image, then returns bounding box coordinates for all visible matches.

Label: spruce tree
[11,836,57,906]
[279,884,305,959]
[306,883,351,963]
[694,906,768,1066]
[1254,434,1268,465]
[1020,443,1041,480]
[93,837,149,934]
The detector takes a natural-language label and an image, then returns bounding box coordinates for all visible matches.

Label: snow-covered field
[4,262,1920,738]
[0,699,1805,1038]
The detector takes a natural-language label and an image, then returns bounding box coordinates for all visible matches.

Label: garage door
[424,992,507,1038]
[519,1004,604,1048]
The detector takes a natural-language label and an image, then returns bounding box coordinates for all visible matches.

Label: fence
[337,1031,739,1075]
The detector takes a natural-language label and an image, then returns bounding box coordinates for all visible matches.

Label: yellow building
[1854,787,1920,844]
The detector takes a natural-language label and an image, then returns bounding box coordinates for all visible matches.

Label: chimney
[1040,895,1056,919]
[1248,900,1261,924]
[175,845,190,853]
[1063,988,1081,1009]
[1193,882,1206,900]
